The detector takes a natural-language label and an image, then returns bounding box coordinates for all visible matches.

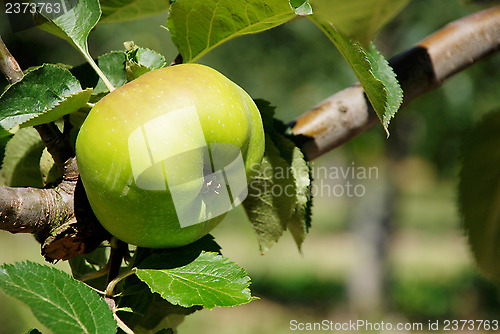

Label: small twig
[0,35,23,84]
[104,260,135,334]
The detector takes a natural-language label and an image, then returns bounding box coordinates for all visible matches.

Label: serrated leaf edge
[19,88,93,128]
[136,252,257,309]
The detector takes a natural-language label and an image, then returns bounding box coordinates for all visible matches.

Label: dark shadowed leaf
[26,329,42,334]
[243,100,312,253]
[0,127,44,187]
[460,110,500,280]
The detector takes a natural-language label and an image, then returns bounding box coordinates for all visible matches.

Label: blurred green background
[1,0,500,333]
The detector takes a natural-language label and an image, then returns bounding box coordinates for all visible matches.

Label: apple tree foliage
[0,0,498,333]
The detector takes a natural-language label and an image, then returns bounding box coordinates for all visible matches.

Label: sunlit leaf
[289,0,313,15]
[311,21,402,134]
[125,43,168,80]
[309,0,410,45]
[35,0,114,90]
[167,0,297,62]
[36,0,101,57]
[0,262,116,334]
[0,64,85,130]
[136,252,256,309]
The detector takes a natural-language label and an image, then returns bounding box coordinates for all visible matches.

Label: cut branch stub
[291,5,500,160]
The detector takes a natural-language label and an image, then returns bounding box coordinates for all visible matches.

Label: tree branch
[0,37,108,261]
[291,5,500,160]
[0,186,57,234]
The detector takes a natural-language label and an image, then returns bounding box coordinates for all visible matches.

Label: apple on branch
[76,64,265,248]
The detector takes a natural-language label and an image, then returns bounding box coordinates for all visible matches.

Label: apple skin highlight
[76,64,264,248]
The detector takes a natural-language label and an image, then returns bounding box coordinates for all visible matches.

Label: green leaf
[35,0,114,90]
[125,43,168,80]
[39,148,60,185]
[132,47,167,70]
[282,135,312,250]
[0,64,85,130]
[0,261,116,334]
[0,127,44,187]
[311,21,402,134]
[243,100,312,253]
[36,0,100,55]
[309,0,410,45]
[366,43,403,130]
[244,136,293,252]
[116,235,216,331]
[21,88,93,128]
[100,0,170,23]
[136,252,256,309]
[289,0,313,15]
[118,275,201,333]
[0,126,15,167]
[94,51,127,94]
[459,110,500,280]
[167,0,297,62]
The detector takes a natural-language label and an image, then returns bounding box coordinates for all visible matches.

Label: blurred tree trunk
[347,167,393,316]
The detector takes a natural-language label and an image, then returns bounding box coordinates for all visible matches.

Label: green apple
[76,64,264,248]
